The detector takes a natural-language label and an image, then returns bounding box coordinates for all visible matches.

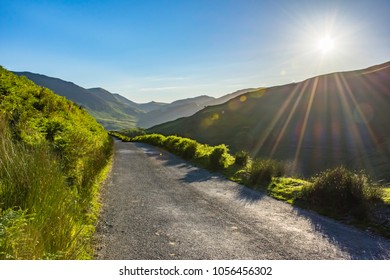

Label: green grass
[0,66,113,259]
[266,177,307,204]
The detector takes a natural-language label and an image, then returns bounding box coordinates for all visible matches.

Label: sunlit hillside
[150,62,390,180]
[0,66,112,259]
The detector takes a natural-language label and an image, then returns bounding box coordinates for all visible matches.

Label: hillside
[149,62,390,180]
[14,71,251,130]
[13,72,139,130]
[137,95,214,128]
[0,66,112,259]
[138,90,258,128]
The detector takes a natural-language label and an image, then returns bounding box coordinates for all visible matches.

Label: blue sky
[1,0,389,103]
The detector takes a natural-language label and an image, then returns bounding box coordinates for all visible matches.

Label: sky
[1,0,389,103]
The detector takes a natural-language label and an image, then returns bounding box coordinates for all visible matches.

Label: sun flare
[318,36,335,53]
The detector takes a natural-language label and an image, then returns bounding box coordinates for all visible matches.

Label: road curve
[95,140,390,259]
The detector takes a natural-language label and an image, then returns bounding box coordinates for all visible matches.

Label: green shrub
[209,144,229,170]
[181,140,198,159]
[300,166,383,218]
[165,135,182,154]
[133,134,166,147]
[118,127,146,138]
[109,131,131,141]
[249,158,285,186]
[235,150,250,166]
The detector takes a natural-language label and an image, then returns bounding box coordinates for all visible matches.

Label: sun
[318,36,335,53]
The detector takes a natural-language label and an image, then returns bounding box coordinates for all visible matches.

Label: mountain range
[149,62,390,180]
[14,62,390,180]
[13,71,252,130]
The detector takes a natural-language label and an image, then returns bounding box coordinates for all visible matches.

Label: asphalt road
[95,140,390,259]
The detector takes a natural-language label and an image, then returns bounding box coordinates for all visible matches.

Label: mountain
[137,90,256,128]
[13,71,251,130]
[149,62,390,180]
[14,72,106,110]
[13,72,139,130]
[206,88,258,106]
[112,94,167,112]
[138,95,214,128]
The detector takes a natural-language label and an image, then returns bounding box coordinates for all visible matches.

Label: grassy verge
[114,132,389,238]
[0,128,113,259]
[0,67,114,259]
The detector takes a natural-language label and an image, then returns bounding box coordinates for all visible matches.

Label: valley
[13,71,255,130]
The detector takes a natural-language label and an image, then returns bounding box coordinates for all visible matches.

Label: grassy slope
[150,62,390,181]
[0,66,112,259]
[13,72,139,131]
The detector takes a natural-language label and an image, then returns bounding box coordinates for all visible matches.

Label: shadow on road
[235,186,266,203]
[132,142,390,259]
[292,206,390,259]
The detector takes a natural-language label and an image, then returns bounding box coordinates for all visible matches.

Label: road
[95,140,390,259]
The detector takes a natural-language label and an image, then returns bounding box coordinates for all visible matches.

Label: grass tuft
[249,159,286,186]
[300,166,384,219]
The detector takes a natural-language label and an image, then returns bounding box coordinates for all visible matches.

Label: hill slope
[13,72,139,130]
[13,71,251,130]
[138,90,257,128]
[0,66,112,259]
[149,62,390,180]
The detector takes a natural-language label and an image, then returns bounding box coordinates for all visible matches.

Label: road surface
[95,140,390,259]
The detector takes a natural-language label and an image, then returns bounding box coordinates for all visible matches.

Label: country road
[95,140,390,259]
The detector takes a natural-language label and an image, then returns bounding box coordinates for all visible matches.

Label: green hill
[149,62,390,181]
[0,66,112,259]
[13,71,257,130]
[13,72,139,130]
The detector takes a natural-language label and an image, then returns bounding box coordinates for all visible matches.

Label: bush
[133,134,166,147]
[209,144,229,170]
[108,131,130,141]
[249,158,285,186]
[235,150,250,166]
[165,135,182,154]
[118,127,146,138]
[181,139,198,159]
[300,166,383,218]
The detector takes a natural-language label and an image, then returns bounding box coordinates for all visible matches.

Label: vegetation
[249,159,286,186]
[234,150,250,167]
[0,66,112,259]
[130,134,234,166]
[116,127,146,138]
[114,131,389,238]
[209,144,230,170]
[300,167,383,219]
[14,72,139,131]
